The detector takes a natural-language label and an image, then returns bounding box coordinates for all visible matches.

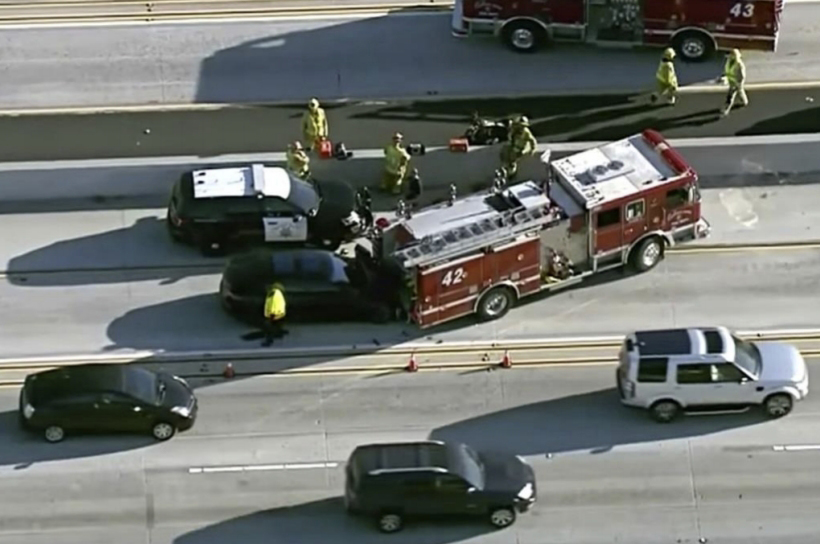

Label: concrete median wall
[0,133,818,202]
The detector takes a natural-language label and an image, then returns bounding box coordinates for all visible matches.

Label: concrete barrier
[0,133,818,202]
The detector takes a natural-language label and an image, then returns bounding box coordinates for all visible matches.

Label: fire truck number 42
[441,267,466,287]
[730,2,754,17]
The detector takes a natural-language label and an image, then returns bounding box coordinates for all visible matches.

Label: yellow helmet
[392,132,403,141]
[518,115,530,127]
[663,48,676,60]
[730,48,742,60]
[308,98,320,110]
[271,282,284,292]
[290,141,303,150]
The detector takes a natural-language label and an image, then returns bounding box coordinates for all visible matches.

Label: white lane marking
[773,445,820,452]
[188,461,339,474]
[718,188,759,228]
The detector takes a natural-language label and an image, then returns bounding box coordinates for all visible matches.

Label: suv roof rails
[368,467,448,476]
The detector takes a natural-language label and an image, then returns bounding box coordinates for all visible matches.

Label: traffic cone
[405,352,419,372]
[223,363,235,379]
[499,350,512,369]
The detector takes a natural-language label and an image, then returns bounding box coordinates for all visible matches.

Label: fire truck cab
[365,130,710,329]
[452,0,784,61]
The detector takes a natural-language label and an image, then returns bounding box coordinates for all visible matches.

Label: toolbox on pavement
[449,138,469,152]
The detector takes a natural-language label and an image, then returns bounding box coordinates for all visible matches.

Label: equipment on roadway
[355,129,711,329]
[166,164,362,256]
[617,327,810,422]
[464,112,512,146]
[451,0,784,61]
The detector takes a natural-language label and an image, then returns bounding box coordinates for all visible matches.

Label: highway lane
[2,361,820,543]
[1,87,819,161]
[1,3,819,110]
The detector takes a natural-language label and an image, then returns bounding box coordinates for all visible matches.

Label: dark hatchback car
[18,364,197,443]
[167,163,362,255]
[220,247,394,324]
[344,440,537,533]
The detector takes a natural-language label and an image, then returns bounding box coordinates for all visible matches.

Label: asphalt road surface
[1,88,817,161]
[1,3,819,109]
[2,361,820,543]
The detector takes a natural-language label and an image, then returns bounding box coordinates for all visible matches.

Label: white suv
[617,327,809,422]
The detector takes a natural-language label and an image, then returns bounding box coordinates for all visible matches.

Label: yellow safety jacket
[301,109,328,144]
[511,127,537,155]
[656,60,678,89]
[264,289,286,320]
[286,148,310,178]
[384,144,410,175]
[724,58,746,87]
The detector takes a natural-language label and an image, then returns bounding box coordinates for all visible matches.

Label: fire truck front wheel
[477,286,516,321]
[501,21,547,53]
[629,236,665,272]
[671,30,715,63]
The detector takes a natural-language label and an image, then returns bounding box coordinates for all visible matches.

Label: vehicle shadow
[0,409,154,469]
[429,387,764,456]
[173,496,490,544]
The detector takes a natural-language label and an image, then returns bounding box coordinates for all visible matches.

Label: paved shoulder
[1,88,817,161]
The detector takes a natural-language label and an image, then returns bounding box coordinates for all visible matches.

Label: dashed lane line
[188,461,339,474]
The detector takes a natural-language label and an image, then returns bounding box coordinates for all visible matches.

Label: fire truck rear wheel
[630,237,664,273]
[477,286,515,321]
[502,21,546,53]
[671,31,715,62]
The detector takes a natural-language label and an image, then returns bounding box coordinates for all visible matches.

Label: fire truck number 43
[441,267,466,287]
[730,2,754,17]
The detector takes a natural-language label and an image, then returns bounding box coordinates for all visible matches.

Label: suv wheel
[44,425,65,443]
[152,421,176,441]
[650,400,681,423]
[377,512,403,533]
[764,393,793,418]
[489,506,517,528]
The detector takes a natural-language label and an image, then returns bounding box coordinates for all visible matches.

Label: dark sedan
[19,364,197,443]
[219,247,394,324]
[167,163,362,255]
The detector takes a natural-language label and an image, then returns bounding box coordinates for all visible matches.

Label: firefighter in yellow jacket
[382,132,411,194]
[721,49,748,116]
[301,98,329,151]
[262,283,287,347]
[650,48,678,106]
[500,116,538,180]
[286,141,311,180]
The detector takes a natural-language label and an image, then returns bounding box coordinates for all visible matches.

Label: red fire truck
[362,130,711,329]
[451,0,784,61]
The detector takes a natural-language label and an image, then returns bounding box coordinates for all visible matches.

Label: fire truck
[451,0,784,61]
[361,130,711,329]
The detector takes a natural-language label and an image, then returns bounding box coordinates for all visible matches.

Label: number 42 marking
[441,267,466,287]
[730,2,754,17]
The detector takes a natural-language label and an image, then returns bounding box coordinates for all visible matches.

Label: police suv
[166,164,362,255]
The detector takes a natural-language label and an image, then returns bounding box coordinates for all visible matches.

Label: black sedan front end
[310,179,363,246]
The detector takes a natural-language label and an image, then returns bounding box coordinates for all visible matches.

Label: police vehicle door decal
[262,216,308,242]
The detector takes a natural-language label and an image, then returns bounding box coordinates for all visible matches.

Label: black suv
[167,163,362,255]
[344,440,536,533]
[18,364,197,443]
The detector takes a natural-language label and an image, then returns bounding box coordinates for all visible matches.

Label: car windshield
[456,444,486,489]
[286,176,321,213]
[124,369,160,405]
[732,335,761,377]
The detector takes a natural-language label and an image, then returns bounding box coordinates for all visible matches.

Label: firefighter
[499,115,538,180]
[650,48,678,106]
[301,98,329,151]
[285,141,311,180]
[721,49,748,117]
[261,282,287,347]
[382,132,411,195]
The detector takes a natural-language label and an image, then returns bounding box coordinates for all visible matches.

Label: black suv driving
[344,440,536,533]
[19,364,197,443]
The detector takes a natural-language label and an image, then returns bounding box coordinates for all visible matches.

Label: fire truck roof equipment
[192,164,291,200]
[390,180,558,268]
[550,130,687,210]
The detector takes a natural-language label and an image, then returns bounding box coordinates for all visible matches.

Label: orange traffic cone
[405,352,419,372]
[499,350,512,369]
[223,363,235,379]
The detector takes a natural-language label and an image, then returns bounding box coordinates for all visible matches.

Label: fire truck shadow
[428,388,764,456]
[736,105,820,136]
[567,109,722,142]
[173,497,490,544]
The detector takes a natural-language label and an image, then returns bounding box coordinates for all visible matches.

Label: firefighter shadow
[3,216,222,288]
[428,388,764,457]
[0,409,154,469]
[173,497,490,544]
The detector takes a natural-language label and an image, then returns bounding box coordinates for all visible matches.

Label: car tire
[671,30,715,62]
[650,400,681,423]
[166,211,185,243]
[764,393,794,418]
[629,236,664,273]
[44,425,65,443]
[376,512,403,533]
[370,304,392,324]
[502,20,547,53]
[488,506,517,528]
[477,286,515,322]
[151,421,177,441]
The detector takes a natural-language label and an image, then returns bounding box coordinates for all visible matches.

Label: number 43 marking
[441,267,466,287]
[730,2,754,17]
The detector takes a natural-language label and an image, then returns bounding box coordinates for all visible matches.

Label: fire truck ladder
[394,204,557,268]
